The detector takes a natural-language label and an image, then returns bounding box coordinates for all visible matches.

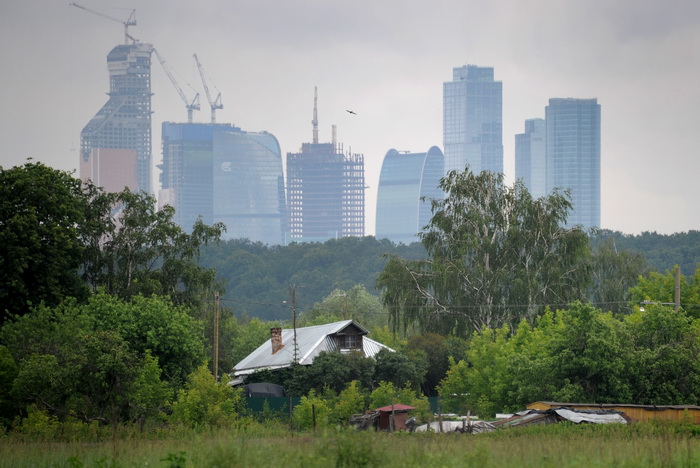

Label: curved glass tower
[160,123,286,245]
[375,146,444,245]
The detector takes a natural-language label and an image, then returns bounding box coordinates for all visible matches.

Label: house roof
[231,320,394,378]
[374,404,416,412]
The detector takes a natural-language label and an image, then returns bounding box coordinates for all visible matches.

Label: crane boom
[193,53,223,124]
[153,48,200,123]
[70,3,137,45]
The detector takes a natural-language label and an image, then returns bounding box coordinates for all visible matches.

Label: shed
[374,404,416,431]
[528,401,700,424]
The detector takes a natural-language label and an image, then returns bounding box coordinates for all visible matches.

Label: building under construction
[286,88,365,242]
[79,42,153,194]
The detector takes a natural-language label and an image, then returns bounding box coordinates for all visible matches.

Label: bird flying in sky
[346,109,357,115]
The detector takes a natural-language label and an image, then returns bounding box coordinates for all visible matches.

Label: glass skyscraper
[443,65,503,175]
[80,43,153,194]
[160,122,286,245]
[375,147,444,245]
[515,118,546,198]
[545,98,601,229]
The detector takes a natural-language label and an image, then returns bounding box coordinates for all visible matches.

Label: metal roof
[232,320,394,377]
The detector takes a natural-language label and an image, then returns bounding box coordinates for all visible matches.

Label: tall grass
[1,421,699,467]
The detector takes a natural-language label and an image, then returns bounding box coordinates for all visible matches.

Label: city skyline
[1,1,699,236]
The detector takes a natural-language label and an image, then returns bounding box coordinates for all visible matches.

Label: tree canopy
[377,169,591,337]
[0,163,92,319]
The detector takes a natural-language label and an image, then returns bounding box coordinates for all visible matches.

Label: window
[344,335,358,349]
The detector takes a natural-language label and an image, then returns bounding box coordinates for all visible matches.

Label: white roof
[232,320,393,377]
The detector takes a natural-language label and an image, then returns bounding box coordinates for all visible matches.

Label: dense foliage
[1,162,699,437]
[377,169,592,336]
[438,301,700,418]
[199,237,426,320]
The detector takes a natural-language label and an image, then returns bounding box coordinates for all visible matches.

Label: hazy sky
[1,0,698,235]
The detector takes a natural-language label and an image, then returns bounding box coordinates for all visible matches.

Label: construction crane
[193,54,223,124]
[70,3,138,45]
[153,48,200,123]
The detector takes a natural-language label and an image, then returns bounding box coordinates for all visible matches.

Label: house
[229,320,393,386]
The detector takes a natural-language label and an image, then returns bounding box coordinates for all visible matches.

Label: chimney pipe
[270,327,284,354]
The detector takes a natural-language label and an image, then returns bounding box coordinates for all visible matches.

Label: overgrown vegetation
[1,162,699,441]
[2,422,700,467]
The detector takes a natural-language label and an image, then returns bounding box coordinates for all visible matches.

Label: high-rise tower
[545,98,601,229]
[286,88,365,242]
[376,147,444,245]
[160,122,286,245]
[443,65,503,175]
[80,42,153,194]
[515,118,546,198]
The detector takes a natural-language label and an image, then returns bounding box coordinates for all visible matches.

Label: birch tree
[377,169,590,336]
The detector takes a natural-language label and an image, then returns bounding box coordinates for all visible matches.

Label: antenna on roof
[312,86,319,144]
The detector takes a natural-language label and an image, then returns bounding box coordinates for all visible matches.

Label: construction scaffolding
[286,142,365,242]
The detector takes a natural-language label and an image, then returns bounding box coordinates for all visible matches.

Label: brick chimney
[270,327,284,354]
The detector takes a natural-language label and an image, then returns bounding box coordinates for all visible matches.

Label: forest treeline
[201,229,699,322]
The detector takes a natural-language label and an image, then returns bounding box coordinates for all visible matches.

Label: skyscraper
[443,65,503,175]
[545,98,601,228]
[375,147,444,245]
[515,118,546,198]
[160,122,286,245]
[286,88,365,242]
[80,42,153,194]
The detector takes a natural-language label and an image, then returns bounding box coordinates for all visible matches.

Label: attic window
[343,334,359,349]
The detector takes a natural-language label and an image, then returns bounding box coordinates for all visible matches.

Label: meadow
[2,421,700,467]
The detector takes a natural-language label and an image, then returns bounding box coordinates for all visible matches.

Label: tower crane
[69,3,138,45]
[153,48,200,123]
[193,54,223,124]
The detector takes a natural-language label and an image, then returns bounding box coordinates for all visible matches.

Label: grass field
[2,421,700,467]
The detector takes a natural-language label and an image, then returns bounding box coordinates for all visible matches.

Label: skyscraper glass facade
[375,147,444,245]
[545,98,601,229]
[160,123,286,245]
[213,130,286,245]
[515,118,546,198]
[80,43,153,194]
[443,65,503,175]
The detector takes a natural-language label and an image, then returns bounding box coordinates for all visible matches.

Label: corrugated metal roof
[232,320,393,377]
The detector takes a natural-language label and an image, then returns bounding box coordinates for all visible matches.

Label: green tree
[332,380,367,424]
[80,293,206,387]
[588,237,649,314]
[84,190,225,313]
[406,333,451,396]
[0,345,18,425]
[377,169,591,337]
[292,389,331,430]
[628,267,700,318]
[622,304,700,404]
[0,162,91,320]
[1,294,205,423]
[170,364,243,428]
[373,348,426,391]
[298,285,387,329]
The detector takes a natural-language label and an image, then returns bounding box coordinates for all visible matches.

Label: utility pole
[213,291,220,380]
[289,285,299,364]
[675,266,681,312]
